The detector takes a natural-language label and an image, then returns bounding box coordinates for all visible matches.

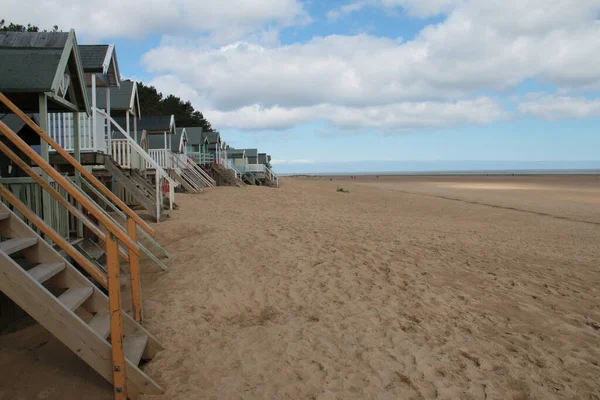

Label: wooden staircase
[212,163,244,187]
[168,168,200,194]
[0,202,163,399]
[104,158,168,221]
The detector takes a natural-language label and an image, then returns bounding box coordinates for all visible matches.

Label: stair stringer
[104,158,161,221]
[0,204,164,399]
[168,168,199,193]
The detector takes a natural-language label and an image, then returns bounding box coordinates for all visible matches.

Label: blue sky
[4,0,600,173]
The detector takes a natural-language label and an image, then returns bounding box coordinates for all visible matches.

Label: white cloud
[0,0,308,42]
[202,97,507,132]
[518,95,600,120]
[142,0,600,132]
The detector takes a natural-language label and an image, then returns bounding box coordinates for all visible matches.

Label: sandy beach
[1,175,600,399]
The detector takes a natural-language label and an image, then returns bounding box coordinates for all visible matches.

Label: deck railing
[0,92,153,398]
[111,139,133,169]
[95,109,177,218]
[47,110,105,152]
[147,149,173,170]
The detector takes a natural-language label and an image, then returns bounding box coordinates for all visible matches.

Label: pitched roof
[0,31,69,92]
[0,31,90,114]
[91,80,137,113]
[177,127,206,145]
[242,148,258,157]
[79,45,108,71]
[228,149,246,159]
[205,131,220,144]
[80,44,120,88]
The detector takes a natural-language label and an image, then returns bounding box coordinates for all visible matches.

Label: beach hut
[118,116,210,192]
[0,30,165,398]
[39,43,176,221]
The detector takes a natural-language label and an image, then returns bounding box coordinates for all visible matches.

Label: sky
[3,0,600,173]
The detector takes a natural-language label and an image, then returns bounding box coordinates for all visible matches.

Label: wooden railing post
[127,217,142,323]
[106,233,127,399]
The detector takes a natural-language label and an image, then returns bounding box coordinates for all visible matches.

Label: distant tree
[135,81,215,131]
[0,20,59,32]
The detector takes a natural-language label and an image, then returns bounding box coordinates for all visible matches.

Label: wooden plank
[0,185,108,289]
[88,313,111,339]
[58,287,94,311]
[124,335,148,366]
[0,120,141,255]
[0,238,38,255]
[169,169,198,193]
[0,93,154,237]
[127,218,142,323]
[0,141,127,262]
[106,233,127,399]
[28,262,65,283]
[104,158,158,221]
[0,205,163,398]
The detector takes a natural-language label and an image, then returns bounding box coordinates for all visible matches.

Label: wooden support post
[155,173,161,222]
[127,217,142,323]
[91,73,97,150]
[73,111,83,237]
[38,94,52,232]
[106,87,112,153]
[106,233,127,399]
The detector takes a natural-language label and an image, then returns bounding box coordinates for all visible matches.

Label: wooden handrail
[0,184,108,288]
[0,141,130,263]
[0,93,155,237]
[0,120,140,256]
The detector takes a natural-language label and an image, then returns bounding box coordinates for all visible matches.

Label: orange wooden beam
[106,233,127,399]
[0,92,155,237]
[127,218,142,323]
[0,141,130,263]
[0,120,140,256]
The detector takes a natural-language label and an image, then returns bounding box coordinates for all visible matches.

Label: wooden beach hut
[0,30,166,399]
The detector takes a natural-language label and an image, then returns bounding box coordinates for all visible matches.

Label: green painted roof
[0,31,90,114]
[177,127,206,145]
[0,49,62,92]
[79,45,109,72]
[91,80,135,111]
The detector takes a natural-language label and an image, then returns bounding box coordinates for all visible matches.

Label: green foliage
[336,187,349,193]
[135,81,215,131]
[0,20,59,32]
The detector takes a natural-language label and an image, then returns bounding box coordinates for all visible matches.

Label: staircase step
[77,240,105,260]
[0,238,38,255]
[88,313,111,339]
[28,262,66,283]
[0,211,10,220]
[124,335,149,366]
[58,287,94,311]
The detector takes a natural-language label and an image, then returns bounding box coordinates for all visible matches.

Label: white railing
[111,139,132,169]
[47,111,104,152]
[147,149,173,170]
[265,165,279,187]
[95,109,177,220]
[181,154,215,187]
[246,164,266,173]
[227,159,244,180]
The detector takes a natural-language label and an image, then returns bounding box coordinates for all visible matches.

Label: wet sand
[1,175,599,399]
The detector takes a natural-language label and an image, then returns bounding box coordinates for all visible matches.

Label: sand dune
[1,176,600,399]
